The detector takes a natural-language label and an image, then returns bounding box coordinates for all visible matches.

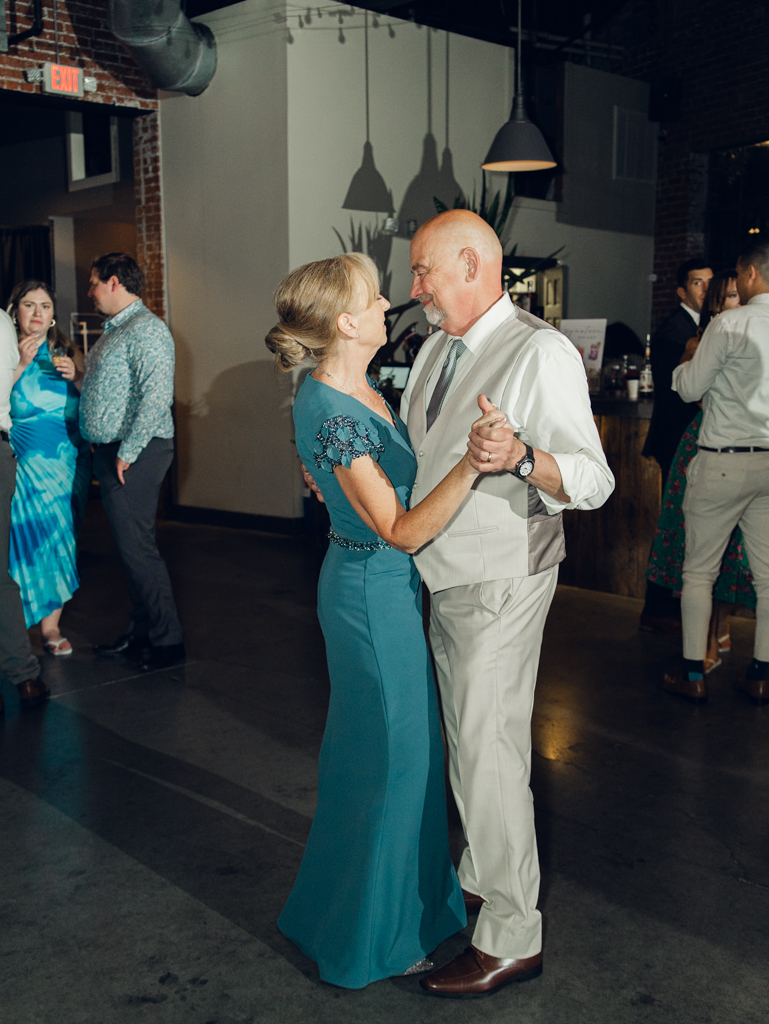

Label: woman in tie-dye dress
[6,281,91,655]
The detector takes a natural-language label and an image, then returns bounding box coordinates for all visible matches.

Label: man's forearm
[511,448,570,503]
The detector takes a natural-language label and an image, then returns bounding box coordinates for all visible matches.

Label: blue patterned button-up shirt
[79,300,175,464]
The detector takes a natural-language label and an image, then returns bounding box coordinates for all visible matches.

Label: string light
[372,14,379,27]
[287,28,294,42]
[305,7,312,24]
[388,24,395,37]
[299,15,304,27]
[339,26,345,42]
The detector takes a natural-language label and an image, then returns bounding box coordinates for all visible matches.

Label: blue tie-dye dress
[9,342,91,626]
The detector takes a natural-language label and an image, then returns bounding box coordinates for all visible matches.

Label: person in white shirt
[665,240,769,706]
[0,309,48,716]
[400,210,614,998]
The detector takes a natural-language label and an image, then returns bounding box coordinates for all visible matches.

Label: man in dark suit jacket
[641,258,712,632]
[643,259,713,483]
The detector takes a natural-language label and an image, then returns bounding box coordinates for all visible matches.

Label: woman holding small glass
[6,281,90,655]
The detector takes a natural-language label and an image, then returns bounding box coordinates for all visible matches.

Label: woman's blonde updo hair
[266,252,380,372]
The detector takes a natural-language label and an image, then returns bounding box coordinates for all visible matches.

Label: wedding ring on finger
[486,451,492,462]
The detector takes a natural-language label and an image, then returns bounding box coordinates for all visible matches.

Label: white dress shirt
[672,293,769,449]
[0,309,19,434]
[403,293,613,515]
[421,294,514,410]
[680,303,700,326]
[400,297,614,588]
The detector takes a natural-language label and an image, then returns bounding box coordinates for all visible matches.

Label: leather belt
[698,445,769,453]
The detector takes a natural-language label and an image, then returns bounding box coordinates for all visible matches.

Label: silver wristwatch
[510,443,535,480]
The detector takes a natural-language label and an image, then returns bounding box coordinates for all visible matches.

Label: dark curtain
[0,226,53,309]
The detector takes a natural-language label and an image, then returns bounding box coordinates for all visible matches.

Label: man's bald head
[414,210,503,265]
[410,210,505,336]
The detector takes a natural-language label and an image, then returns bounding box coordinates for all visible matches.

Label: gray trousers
[682,449,769,661]
[93,438,183,647]
[429,566,559,960]
[0,438,40,685]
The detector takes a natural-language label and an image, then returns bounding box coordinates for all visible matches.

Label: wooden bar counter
[559,395,661,599]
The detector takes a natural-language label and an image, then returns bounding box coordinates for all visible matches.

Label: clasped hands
[466,394,524,473]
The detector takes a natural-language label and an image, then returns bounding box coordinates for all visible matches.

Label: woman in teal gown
[266,254,502,989]
[7,281,91,650]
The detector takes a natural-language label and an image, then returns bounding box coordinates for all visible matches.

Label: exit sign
[43,62,84,98]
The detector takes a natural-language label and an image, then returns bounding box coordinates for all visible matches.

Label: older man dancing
[400,210,614,997]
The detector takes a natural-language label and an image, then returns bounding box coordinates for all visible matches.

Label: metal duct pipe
[108,0,217,97]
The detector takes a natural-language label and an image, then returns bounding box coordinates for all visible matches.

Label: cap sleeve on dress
[313,415,385,473]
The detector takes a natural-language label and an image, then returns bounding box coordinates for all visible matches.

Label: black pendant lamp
[482,0,556,172]
[343,11,394,213]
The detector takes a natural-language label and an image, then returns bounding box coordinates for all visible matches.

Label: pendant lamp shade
[482,94,556,172]
[343,140,394,213]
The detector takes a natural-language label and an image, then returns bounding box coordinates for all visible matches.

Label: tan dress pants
[682,450,769,661]
[429,566,558,960]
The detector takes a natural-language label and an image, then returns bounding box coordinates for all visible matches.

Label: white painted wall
[502,197,655,340]
[159,2,654,522]
[286,18,513,307]
[160,0,299,519]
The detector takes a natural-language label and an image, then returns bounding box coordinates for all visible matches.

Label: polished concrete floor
[1,500,768,1024]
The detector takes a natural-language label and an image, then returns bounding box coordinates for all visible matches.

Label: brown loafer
[16,678,51,710]
[738,676,769,706]
[462,890,485,915]
[663,670,707,704]
[420,944,542,998]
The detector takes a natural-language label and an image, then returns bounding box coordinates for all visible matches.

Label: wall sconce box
[43,62,84,98]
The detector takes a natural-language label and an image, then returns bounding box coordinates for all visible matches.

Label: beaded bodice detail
[313,416,386,473]
[294,374,415,552]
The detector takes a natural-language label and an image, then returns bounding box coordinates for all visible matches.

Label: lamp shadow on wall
[396,134,464,237]
[173,334,295,514]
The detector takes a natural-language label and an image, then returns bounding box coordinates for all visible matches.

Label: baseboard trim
[168,504,306,536]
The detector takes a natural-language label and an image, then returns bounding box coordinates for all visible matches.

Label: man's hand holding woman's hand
[467,394,521,472]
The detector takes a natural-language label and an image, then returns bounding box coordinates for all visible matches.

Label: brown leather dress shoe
[420,945,542,998]
[16,678,51,709]
[663,670,707,704]
[462,890,485,915]
[738,676,769,706]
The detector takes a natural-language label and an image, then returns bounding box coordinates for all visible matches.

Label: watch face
[518,460,534,477]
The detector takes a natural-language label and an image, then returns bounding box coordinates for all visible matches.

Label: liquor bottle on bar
[639,336,654,394]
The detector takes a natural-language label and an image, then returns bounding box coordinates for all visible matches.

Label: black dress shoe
[131,643,186,673]
[16,678,51,709]
[94,634,146,658]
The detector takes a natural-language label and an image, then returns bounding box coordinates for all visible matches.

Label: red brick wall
[1,2,165,314]
[133,112,165,318]
[615,0,769,325]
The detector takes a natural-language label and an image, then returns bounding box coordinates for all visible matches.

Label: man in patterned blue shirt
[80,253,184,672]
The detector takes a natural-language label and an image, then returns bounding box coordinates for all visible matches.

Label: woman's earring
[12,316,17,325]
[356,332,360,338]
[50,318,56,327]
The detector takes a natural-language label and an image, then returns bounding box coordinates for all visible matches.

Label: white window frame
[66,112,120,191]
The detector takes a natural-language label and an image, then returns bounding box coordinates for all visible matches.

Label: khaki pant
[429,566,558,960]
[682,450,769,661]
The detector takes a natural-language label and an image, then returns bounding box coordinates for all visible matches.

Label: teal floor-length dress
[9,342,91,626]
[279,374,465,989]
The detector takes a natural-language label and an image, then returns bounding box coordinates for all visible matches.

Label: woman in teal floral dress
[7,282,91,655]
[647,270,755,670]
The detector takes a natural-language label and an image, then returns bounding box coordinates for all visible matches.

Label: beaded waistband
[328,528,390,552]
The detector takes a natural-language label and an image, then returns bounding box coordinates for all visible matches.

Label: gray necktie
[426,337,466,431]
